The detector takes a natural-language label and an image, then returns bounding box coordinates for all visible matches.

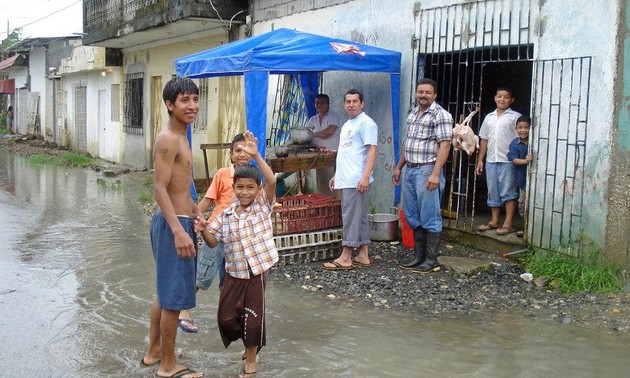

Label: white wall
[251,0,622,249]
[29,47,47,134]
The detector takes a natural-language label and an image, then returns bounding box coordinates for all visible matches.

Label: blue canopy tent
[175,28,402,203]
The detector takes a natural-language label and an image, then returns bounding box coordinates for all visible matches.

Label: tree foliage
[1,29,23,51]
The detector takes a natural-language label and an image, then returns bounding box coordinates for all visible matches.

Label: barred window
[194,78,208,130]
[124,72,144,134]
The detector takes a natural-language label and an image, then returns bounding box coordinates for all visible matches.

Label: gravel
[270,241,630,334]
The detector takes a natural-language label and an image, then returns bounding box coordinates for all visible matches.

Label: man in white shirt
[323,89,377,271]
[304,94,341,196]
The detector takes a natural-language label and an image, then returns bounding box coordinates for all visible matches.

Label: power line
[1,1,82,38]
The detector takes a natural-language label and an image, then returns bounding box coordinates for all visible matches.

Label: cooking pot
[290,127,314,145]
[369,207,400,241]
[275,146,290,157]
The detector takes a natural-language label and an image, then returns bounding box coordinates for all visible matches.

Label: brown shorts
[217,272,267,348]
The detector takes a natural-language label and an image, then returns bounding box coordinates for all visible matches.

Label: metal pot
[290,127,314,145]
[275,146,290,157]
[369,207,400,241]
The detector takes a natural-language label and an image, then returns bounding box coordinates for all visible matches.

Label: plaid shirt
[209,190,278,279]
[404,102,453,164]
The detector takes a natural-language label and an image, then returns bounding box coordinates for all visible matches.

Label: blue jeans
[402,164,445,233]
[197,241,225,290]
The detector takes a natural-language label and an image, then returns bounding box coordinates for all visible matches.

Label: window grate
[195,78,208,130]
[124,72,144,134]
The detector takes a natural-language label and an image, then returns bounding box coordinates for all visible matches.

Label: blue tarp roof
[175,28,401,77]
[175,28,403,204]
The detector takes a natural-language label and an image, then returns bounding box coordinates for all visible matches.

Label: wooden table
[266,150,337,173]
[267,150,337,194]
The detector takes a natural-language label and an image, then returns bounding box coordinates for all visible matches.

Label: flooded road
[1,148,630,377]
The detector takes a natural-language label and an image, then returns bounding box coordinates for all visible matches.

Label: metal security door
[527,57,591,255]
[74,86,87,152]
[413,0,533,231]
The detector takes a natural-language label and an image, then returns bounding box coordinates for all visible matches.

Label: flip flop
[177,318,198,333]
[156,367,200,378]
[478,223,499,232]
[323,261,353,271]
[141,349,184,367]
[351,257,373,267]
[496,227,516,235]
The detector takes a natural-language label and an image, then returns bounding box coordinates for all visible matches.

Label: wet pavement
[1,147,630,377]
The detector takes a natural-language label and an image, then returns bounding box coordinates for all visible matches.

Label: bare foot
[178,309,198,333]
[239,361,257,377]
[141,348,183,367]
[323,259,353,270]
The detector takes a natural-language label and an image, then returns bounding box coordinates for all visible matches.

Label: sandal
[478,223,499,232]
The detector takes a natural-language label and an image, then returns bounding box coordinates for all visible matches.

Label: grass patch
[523,249,626,294]
[28,154,60,165]
[27,152,93,167]
[60,152,93,167]
[138,176,155,204]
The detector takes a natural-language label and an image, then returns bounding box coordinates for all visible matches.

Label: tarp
[175,28,402,203]
[0,79,15,94]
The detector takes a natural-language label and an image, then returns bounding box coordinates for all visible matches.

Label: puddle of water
[1,149,629,377]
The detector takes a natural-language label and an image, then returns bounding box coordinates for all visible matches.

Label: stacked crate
[271,194,342,265]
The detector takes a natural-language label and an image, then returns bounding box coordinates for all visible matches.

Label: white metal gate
[528,57,591,255]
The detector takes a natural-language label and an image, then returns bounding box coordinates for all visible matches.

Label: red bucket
[399,209,414,248]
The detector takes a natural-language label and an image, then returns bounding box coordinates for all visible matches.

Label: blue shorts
[150,209,197,311]
[197,241,226,290]
[485,162,518,207]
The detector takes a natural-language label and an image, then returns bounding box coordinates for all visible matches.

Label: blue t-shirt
[507,137,529,190]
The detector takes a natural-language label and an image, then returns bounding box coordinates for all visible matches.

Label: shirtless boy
[141,77,203,378]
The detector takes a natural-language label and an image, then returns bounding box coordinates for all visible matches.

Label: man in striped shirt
[393,78,453,274]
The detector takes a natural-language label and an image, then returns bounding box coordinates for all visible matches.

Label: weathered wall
[121,32,228,172]
[606,0,630,266]
[252,0,418,213]
[534,0,620,254]
[251,0,626,264]
[29,48,46,135]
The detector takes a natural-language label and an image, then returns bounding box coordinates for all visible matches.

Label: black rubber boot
[399,227,426,269]
[412,231,441,274]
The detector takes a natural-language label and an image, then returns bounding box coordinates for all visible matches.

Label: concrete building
[249,0,630,265]
[81,0,249,175]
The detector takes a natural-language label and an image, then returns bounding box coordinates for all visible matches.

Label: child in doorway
[508,115,533,238]
[195,131,278,378]
[178,132,252,333]
[475,87,522,235]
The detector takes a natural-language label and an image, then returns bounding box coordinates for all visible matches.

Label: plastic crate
[274,228,343,266]
[272,194,341,235]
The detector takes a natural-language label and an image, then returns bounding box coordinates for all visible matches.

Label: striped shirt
[404,102,453,164]
[209,190,279,279]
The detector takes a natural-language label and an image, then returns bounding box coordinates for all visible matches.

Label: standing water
[1,148,629,377]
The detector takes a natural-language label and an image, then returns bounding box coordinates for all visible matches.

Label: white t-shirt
[304,110,341,150]
[478,108,521,163]
[334,112,378,189]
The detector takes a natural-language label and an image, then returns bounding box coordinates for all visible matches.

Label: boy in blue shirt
[507,115,533,237]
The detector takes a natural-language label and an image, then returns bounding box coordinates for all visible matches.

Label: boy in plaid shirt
[195,131,278,377]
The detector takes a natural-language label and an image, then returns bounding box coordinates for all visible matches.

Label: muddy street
[1,145,630,377]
